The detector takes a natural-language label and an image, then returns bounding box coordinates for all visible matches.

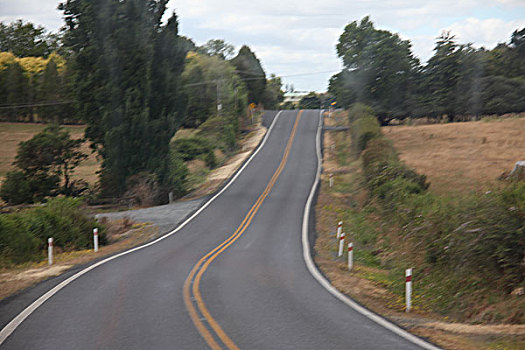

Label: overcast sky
[1,0,524,92]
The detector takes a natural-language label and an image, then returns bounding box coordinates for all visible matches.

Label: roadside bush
[373,177,428,209]
[367,162,429,195]
[0,197,105,267]
[400,185,524,289]
[361,137,398,170]
[0,171,33,205]
[163,151,189,199]
[223,123,236,151]
[171,136,216,168]
[24,197,105,249]
[350,114,381,155]
[0,171,59,205]
[446,186,524,288]
[197,115,238,152]
[0,215,41,265]
[124,153,189,207]
[347,103,375,123]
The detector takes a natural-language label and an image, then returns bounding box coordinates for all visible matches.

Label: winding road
[0,110,436,349]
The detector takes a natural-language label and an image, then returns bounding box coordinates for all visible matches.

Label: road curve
[1,110,429,349]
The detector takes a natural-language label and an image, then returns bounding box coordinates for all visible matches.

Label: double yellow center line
[183,111,303,350]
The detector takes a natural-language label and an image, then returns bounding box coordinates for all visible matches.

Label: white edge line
[0,111,284,345]
[301,110,441,350]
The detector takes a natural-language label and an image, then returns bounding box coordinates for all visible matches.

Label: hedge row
[348,104,524,290]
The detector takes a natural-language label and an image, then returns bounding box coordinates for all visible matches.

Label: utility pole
[216,79,222,114]
[234,85,238,113]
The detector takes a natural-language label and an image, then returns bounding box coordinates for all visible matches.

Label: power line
[0,70,339,109]
[0,100,75,110]
[280,70,339,78]
[183,69,339,87]
[233,69,265,77]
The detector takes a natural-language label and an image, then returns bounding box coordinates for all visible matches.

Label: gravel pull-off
[95,198,205,234]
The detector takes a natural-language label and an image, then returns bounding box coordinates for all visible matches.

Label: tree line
[0,1,284,205]
[329,16,525,124]
[0,51,74,123]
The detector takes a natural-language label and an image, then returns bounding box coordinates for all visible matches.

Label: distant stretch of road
[0,110,432,349]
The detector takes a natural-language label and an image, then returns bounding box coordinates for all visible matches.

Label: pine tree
[4,62,30,120]
[38,59,61,122]
[60,0,189,197]
[231,46,266,104]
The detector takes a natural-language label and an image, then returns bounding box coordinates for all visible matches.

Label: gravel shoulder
[95,198,205,234]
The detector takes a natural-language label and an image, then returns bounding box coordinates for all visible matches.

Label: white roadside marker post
[348,243,353,271]
[338,232,345,257]
[329,173,333,188]
[336,221,342,239]
[93,228,99,253]
[406,268,413,312]
[47,238,53,265]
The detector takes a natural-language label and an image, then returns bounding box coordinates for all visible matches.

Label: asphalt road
[0,110,430,349]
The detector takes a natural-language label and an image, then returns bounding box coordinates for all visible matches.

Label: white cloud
[1,0,524,91]
[446,17,525,48]
[0,0,64,32]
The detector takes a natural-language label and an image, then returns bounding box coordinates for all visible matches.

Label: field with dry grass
[383,118,525,195]
[0,122,99,186]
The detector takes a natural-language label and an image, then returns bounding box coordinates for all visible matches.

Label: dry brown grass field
[383,118,525,195]
[0,122,99,185]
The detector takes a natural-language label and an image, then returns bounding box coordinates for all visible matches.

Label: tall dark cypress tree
[424,32,461,121]
[3,62,30,121]
[148,13,189,183]
[38,59,61,122]
[230,46,266,104]
[60,0,188,196]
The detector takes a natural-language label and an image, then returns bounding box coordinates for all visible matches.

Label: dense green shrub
[349,106,381,155]
[366,162,429,196]
[361,138,397,166]
[0,215,41,265]
[0,197,105,266]
[0,124,87,204]
[446,184,524,287]
[0,171,33,205]
[164,151,189,198]
[171,136,216,168]
[347,103,376,123]
[397,184,525,289]
[0,171,59,204]
[223,123,236,151]
[197,115,239,152]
